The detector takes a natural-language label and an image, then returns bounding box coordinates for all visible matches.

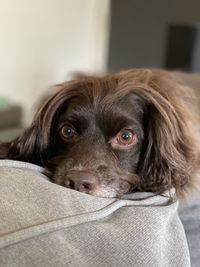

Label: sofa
[1,160,199,267]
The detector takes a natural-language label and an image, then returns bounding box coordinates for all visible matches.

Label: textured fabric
[0,160,190,267]
[179,194,200,267]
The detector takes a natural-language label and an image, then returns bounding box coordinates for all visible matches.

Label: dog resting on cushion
[0,69,199,198]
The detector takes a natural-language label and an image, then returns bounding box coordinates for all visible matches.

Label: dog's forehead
[63,90,136,118]
[65,97,84,113]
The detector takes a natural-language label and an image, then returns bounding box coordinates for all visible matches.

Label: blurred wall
[0,0,110,124]
[108,0,200,71]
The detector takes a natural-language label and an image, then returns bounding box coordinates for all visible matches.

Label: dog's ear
[0,123,48,164]
[131,72,199,196]
[0,104,57,165]
[0,81,81,165]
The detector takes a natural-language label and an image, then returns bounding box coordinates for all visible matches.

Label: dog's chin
[88,186,130,198]
[61,181,132,198]
[89,191,119,198]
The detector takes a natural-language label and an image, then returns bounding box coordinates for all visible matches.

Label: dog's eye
[59,126,76,141]
[120,131,132,142]
[110,129,137,149]
[118,130,135,145]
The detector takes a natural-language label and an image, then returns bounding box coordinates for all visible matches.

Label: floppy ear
[0,81,81,165]
[0,123,48,164]
[133,74,199,196]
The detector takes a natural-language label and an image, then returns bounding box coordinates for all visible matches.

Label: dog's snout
[64,171,98,194]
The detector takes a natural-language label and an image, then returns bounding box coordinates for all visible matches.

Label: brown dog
[0,69,199,198]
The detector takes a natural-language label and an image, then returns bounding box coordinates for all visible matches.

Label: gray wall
[108,0,200,71]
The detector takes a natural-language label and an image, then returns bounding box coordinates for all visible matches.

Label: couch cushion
[0,160,190,267]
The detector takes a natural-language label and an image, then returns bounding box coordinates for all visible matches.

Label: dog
[0,69,199,198]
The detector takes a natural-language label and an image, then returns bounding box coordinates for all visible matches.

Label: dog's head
[3,69,199,197]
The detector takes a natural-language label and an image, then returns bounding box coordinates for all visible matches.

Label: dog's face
[3,69,199,198]
[47,92,145,197]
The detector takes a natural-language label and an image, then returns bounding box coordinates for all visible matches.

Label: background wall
[0,0,110,124]
[2,0,200,125]
[108,0,200,71]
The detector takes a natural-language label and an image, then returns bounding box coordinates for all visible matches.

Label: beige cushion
[0,160,190,267]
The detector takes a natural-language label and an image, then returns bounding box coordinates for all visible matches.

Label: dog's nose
[64,171,98,194]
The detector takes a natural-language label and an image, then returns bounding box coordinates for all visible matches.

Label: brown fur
[0,69,199,198]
